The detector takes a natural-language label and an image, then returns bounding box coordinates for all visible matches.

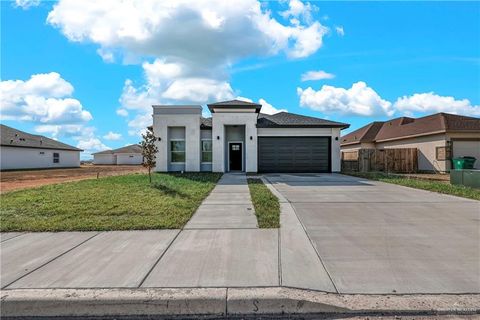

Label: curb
[2,287,479,318]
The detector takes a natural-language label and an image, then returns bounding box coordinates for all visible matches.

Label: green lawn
[0,173,221,232]
[345,172,480,201]
[247,178,280,228]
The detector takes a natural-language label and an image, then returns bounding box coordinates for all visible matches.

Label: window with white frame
[170,140,185,163]
[53,152,60,163]
[201,139,212,163]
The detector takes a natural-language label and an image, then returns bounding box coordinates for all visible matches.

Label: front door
[229,143,242,171]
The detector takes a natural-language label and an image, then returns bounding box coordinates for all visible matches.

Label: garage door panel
[258,137,331,173]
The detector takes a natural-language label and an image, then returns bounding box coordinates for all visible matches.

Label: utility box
[450,169,480,188]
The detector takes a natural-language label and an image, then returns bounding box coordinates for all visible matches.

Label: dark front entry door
[229,143,242,171]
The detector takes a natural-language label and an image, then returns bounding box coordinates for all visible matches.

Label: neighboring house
[152,100,349,173]
[92,144,143,165]
[0,124,82,170]
[341,113,480,172]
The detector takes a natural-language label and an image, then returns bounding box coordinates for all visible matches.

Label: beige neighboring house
[341,113,480,172]
[92,144,143,165]
[0,124,82,170]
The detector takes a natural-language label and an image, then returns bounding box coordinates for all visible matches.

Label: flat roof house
[341,113,480,172]
[152,100,349,173]
[0,124,82,170]
[92,144,143,165]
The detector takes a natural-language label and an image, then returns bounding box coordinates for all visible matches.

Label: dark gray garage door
[258,137,331,173]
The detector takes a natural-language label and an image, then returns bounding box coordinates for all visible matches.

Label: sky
[1,0,479,159]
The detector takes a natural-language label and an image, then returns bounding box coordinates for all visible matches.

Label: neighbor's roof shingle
[0,124,82,151]
[93,144,142,155]
[257,112,349,128]
[341,113,480,145]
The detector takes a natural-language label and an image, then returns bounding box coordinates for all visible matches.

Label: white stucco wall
[116,153,143,165]
[212,112,258,172]
[257,127,342,172]
[0,146,80,170]
[93,154,116,165]
[153,106,201,172]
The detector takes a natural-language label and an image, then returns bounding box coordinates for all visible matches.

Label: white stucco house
[152,100,349,173]
[92,144,143,165]
[0,124,82,170]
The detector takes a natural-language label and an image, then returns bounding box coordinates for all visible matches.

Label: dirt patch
[0,165,147,193]
[390,173,450,183]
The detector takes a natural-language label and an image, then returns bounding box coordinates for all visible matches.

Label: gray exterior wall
[0,146,80,170]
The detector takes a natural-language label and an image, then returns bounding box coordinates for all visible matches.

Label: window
[201,139,212,163]
[39,151,45,155]
[53,152,60,163]
[171,140,185,163]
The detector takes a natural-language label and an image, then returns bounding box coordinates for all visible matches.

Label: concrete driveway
[265,173,480,294]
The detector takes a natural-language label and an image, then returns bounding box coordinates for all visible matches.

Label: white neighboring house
[152,100,350,173]
[92,144,143,165]
[0,124,82,170]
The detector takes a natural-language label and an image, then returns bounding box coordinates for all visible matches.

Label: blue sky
[1,0,479,158]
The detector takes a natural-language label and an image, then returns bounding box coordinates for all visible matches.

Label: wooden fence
[341,148,418,173]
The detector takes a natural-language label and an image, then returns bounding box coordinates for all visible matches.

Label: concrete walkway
[185,173,257,229]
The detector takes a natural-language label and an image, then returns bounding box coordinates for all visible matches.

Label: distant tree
[141,127,158,183]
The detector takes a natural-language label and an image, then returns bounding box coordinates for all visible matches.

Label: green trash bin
[463,156,477,169]
[452,157,476,169]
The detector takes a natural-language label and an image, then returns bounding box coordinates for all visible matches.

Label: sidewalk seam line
[2,232,100,289]
[137,229,182,288]
[0,232,26,243]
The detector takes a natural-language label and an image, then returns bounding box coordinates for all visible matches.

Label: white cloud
[162,78,234,102]
[394,93,480,116]
[47,0,329,64]
[0,72,93,129]
[235,96,286,115]
[258,98,287,115]
[301,70,335,81]
[335,26,344,36]
[297,81,394,117]
[103,131,122,140]
[14,0,40,9]
[116,108,129,117]
[76,138,110,153]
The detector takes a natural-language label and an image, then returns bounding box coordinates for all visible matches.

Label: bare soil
[0,165,147,193]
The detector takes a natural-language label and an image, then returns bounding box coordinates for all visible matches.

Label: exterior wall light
[335,137,339,141]
[217,136,220,140]
[250,136,253,140]
[158,137,162,141]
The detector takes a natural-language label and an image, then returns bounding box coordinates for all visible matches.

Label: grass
[344,171,480,201]
[0,172,222,232]
[247,178,280,228]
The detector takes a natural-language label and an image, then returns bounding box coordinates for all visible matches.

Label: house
[341,113,480,172]
[152,100,349,173]
[92,144,143,165]
[0,124,82,170]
